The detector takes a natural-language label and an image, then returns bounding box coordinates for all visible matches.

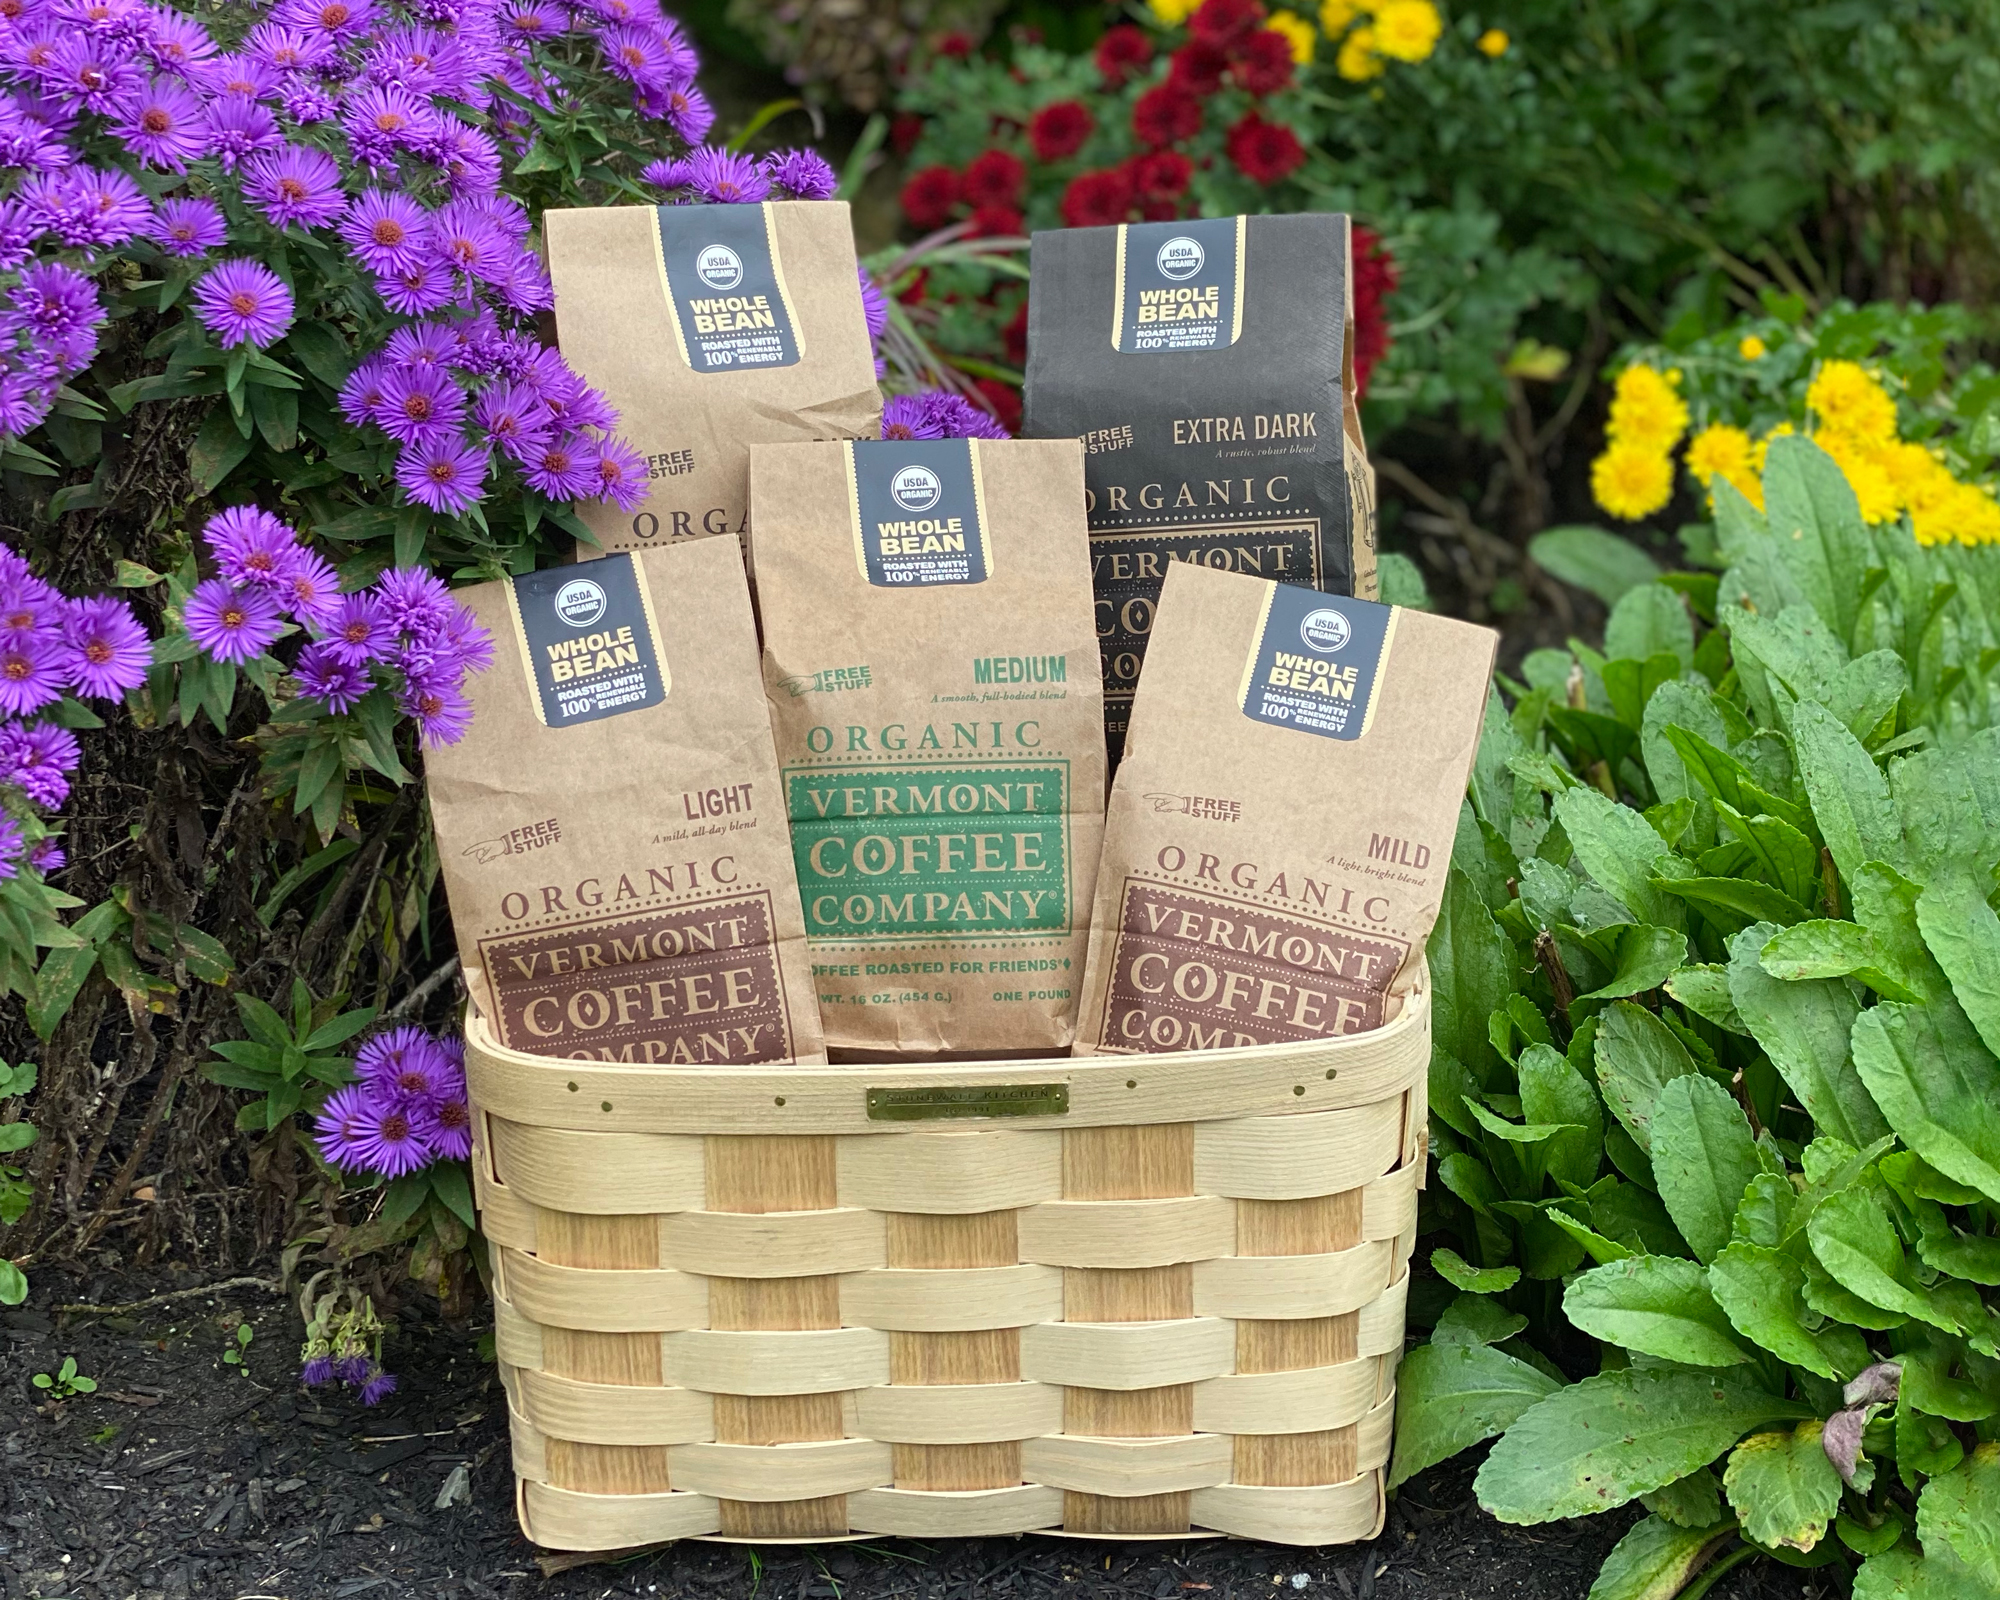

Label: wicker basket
[465,967,1427,1550]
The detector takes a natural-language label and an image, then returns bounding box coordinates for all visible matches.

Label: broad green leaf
[1710,1240,1866,1381]
[379,1171,429,1230]
[1729,922,1886,1147]
[1897,1399,1964,1488]
[1530,525,1662,605]
[1850,862,1951,1003]
[1826,650,1909,745]
[1433,1291,1529,1346]
[1723,1421,1843,1552]
[1388,1338,1560,1490]
[1578,925,1689,1001]
[1519,1042,1605,1192]
[1593,1177,1690,1255]
[1901,1345,1999,1423]
[1880,1150,1986,1206]
[1650,1075,1760,1265]
[1761,918,1928,1003]
[1808,1186,1961,1332]
[1665,963,1748,1034]
[189,404,252,494]
[1564,1255,1749,1366]
[1467,1099,1581,1144]
[1914,1444,2000,1590]
[1661,724,1811,835]
[0,1259,24,1305]
[1853,998,2000,1205]
[1888,727,2000,881]
[1912,1208,2000,1286]
[1852,1545,1971,1600]
[1916,869,2000,1061]
[1601,653,1687,733]
[1556,786,1687,930]
[174,925,234,985]
[1547,1206,1635,1264]
[1643,684,1727,849]
[1731,603,1848,712]
[1803,1254,1909,1332]
[1594,1000,1699,1155]
[1791,699,1906,886]
[1584,1515,1733,1600]
[1837,1511,1909,1557]
[1606,585,1696,669]
[1431,1246,1520,1295]
[1476,1367,1808,1523]
[29,943,97,1040]
[1639,1466,1721,1529]
[428,1160,476,1231]
[1762,436,1873,649]
[1492,1197,1591,1280]
[1427,867,1515,1136]
[1715,803,1821,906]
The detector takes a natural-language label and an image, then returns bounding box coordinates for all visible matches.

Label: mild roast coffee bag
[749,437,1106,1055]
[428,540,826,1066]
[1073,562,1495,1057]
[546,200,879,556]
[1023,212,1378,761]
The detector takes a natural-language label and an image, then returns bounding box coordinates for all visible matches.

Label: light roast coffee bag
[546,200,879,556]
[1073,562,1495,1057]
[427,540,825,1066]
[750,437,1106,1055]
[1023,212,1378,762]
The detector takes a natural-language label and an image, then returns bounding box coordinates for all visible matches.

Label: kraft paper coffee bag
[428,540,826,1066]
[750,437,1106,1056]
[1074,563,1494,1057]
[546,200,880,557]
[1023,212,1378,762]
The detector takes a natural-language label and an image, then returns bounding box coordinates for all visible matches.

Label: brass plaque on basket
[866,1083,1070,1121]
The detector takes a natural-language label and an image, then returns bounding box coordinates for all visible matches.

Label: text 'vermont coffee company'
[427,540,825,1065]
[750,436,1106,1055]
[1023,212,1378,762]
[546,200,879,558]
[1073,562,1494,1057]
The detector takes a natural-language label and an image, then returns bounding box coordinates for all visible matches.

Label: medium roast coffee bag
[428,540,826,1066]
[1023,212,1378,761]
[546,200,879,556]
[1074,562,1495,1057]
[750,437,1106,1055]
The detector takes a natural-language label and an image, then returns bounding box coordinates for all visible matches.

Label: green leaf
[29,943,97,1040]
[379,1170,429,1230]
[189,404,253,494]
[1519,1042,1605,1192]
[1654,874,1814,929]
[1760,918,1929,1003]
[1916,869,2000,1061]
[1715,803,1821,906]
[1729,922,1887,1148]
[1808,1185,1961,1332]
[1388,1338,1560,1490]
[1578,925,1689,1001]
[1639,1467,1722,1529]
[1427,868,1516,1136]
[1476,1367,1809,1523]
[1853,998,2000,1205]
[1468,1099,1581,1144]
[1850,862,1951,1002]
[1584,1515,1733,1600]
[1723,1421,1844,1552]
[1709,1240,1863,1381]
[1762,436,1873,650]
[1433,1291,1529,1346]
[1563,1256,1750,1367]
[1852,1544,1972,1600]
[281,320,352,391]
[1897,1399,1964,1489]
[1594,1000,1699,1156]
[1915,1445,2000,1589]
[428,1160,476,1231]
[1556,787,1686,930]
[1791,699,1906,886]
[1606,586,1696,671]
[0,1259,25,1305]
[1432,1246,1521,1294]
[174,925,234,985]
[1547,1206,1635,1265]
[0,1122,36,1153]
[1665,964,1748,1034]
[1530,525,1663,606]
[1650,1074,1760,1265]
[1901,1344,1999,1423]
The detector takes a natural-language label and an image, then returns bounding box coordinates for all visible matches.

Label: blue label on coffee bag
[1238,583,1395,740]
[1112,216,1245,354]
[846,438,992,588]
[508,552,669,726]
[654,203,802,372]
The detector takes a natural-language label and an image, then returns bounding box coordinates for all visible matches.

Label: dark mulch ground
[3,1270,1830,1600]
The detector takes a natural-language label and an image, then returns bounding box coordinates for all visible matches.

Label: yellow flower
[1684,424,1751,488]
[1148,0,1199,23]
[1268,9,1318,62]
[1592,442,1675,521]
[1913,479,2000,549]
[1738,334,1766,360]
[1806,359,1897,447]
[1822,436,1901,524]
[1606,364,1690,454]
[1372,0,1442,61]
[1336,24,1384,78]
[1319,0,1361,33]
[1476,28,1509,55]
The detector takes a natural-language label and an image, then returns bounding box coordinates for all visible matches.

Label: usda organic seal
[554,577,608,628]
[890,464,943,512]
[1156,235,1205,280]
[1300,607,1352,653]
[695,244,744,290]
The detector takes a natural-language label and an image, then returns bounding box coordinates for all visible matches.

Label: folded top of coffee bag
[427,540,825,1066]
[1073,562,1495,1057]
[547,200,879,557]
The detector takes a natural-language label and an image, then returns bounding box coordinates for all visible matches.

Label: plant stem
[1678,1539,1758,1600]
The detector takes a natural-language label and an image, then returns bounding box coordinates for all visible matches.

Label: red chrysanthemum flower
[961,148,1026,209]
[1060,167,1135,229]
[1132,83,1204,148]
[1351,224,1398,398]
[1095,23,1153,87]
[936,30,974,57]
[900,164,961,231]
[1234,28,1295,94]
[974,378,1022,435]
[1168,40,1230,96]
[969,203,1024,238]
[1002,302,1027,367]
[1225,112,1305,185]
[1028,100,1094,162]
[890,113,926,155]
[1129,149,1195,204]
[1189,0,1267,49]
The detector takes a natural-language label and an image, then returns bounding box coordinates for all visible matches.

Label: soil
[2,1270,1831,1600]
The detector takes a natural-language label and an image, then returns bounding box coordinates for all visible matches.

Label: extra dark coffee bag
[749,437,1106,1056]
[1023,212,1378,761]
[1073,562,1494,1057]
[546,200,879,557]
[427,540,826,1066]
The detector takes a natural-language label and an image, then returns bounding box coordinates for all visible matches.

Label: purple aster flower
[921,390,1010,440]
[474,380,550,462]
[26,835,63,874]
[65,165,152,248]
[0,579,57,640]
[363,23,466,97]
[432,603,494,676]
[12,259,99,337]
[520,433,595,501]
[357,1368,397,1406]
[432,121,500,199]
[15,171,89,249]
[61,593,149,699]
[281,82,337,125]
[640,156,691,193]
[500,2,559,45]
[435,1033,465,1074]
[339,189,430,274]
[686,145,768,204]
[382,320,456,368]
[346,1091,434,1177]
[112,77,208,171]
[0,373,50,438]
[245,21,334,75]
[373,567,452,635]
[61,0,151,41]
[360,1025,450,1100]
[299,1352,333,1387]
[144,10,217,76]
[200,53,279,101]
[331,1351,371,1384]
[313,1082,379,1172]
[582,436,647,511]
[596,23,674,88]
[397,436,488,514]
[337,358,392,429]
[765,147,837,201]
[281,548,344,630]
[271,0,378,43]
[322,592,391,666]
[411,1088,472,1160]
[374,259,455,316]
[880,393,944,441]
[292,640,372,712]
[544,376,616,436]
[342,83,435,167]
[182,578,284,664]
[428,198,507,282]
[859,266,887,346]
[2,29,66,84]
[400,678,473,748]
[40,35,145,114]
[375,362,463,446]
[204,91,283,171]
[203,505,300,589]
[193,259,294,349]
[243,144,345,231]
[0,199,38,269]
[488,247,554,314]
[0,719,78,807]
[0,634,62,715]
[149,195,226,257]
[0,812,23,880]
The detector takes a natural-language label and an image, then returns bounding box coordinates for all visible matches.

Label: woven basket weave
[465,966,1427,1550]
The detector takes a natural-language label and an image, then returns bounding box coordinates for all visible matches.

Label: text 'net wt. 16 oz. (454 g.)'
[1074,562,1496,1057]
[750,436,1107,1056]
[426,540,826,1066]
